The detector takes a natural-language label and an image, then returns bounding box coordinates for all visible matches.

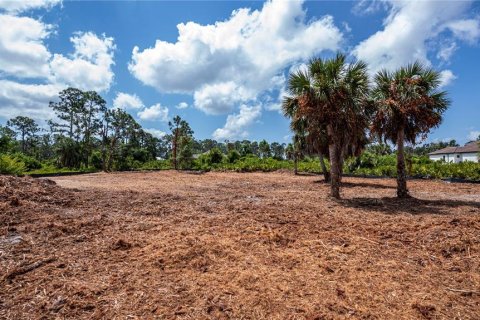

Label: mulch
[1,171,479,319]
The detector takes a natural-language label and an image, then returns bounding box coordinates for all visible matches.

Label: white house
[428,141,479,163]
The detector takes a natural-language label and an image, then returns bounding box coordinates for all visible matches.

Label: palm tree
[371,62,450,198]
[282,96,330,180]
[286,53,371,198]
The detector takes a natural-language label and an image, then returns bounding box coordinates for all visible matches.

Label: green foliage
[115,155,142,171]
[26,164,96,175]
[258,140,271,158]
[297,158,326,173]
[55,136,82,168]
[0,126,17,154]
[195,147,225,170]
[90,151,104,170]
[139,159,172,170]
[12,153,42,170]
[220,155,291,172]
[227,150,241,163]
[208,147,224,164]
[178,136,194,169]
[348,153,480,180]
[0,154,26,175]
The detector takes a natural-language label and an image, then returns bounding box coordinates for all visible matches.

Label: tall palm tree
[371,62,450,198]
[286,53,371,198]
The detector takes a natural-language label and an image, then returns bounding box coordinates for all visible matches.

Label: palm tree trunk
[327,125,341,199]
[319,152,330,182]
[396,128,409,198]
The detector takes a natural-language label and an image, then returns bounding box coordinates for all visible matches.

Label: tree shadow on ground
[341,196,480,215]
[342,181,396,190]
[296,172,323,177]
[312,179,396,190]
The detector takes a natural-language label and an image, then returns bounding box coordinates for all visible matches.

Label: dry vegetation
[1,171,479,319]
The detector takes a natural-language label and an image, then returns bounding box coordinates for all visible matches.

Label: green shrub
[208,147,224,164]
[140,159,172,170]
[90,151,104,170]
[12,153,41,170]
[0,154,26,175]
[350,159,480,181]
[227,150,241,163]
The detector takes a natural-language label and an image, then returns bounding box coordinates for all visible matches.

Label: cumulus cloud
[467,130,480,141]
[145,128,167,138]
[353,1,479,73]
[50,32,116,92]
[0,14,52,78]
[137,103,169,122]
[113,92,144,109]
[212,104,261,140]
[129,0,343,115]
[176,102,188,109]
[0,0,61,13]
[439,70,457,88]
[0,0,116,122]
[194,81,256,114]
[0,80,62,121]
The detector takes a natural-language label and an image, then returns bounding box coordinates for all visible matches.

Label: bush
[12,153,42,171]
[227,150,241,163]
[90,151,103,170]
[350,158,480,181]
[0,154,26,175]
[219,155,292,172]
[140,159,172,170]
[208,147,224,164]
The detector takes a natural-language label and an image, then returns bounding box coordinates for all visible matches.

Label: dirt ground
[1,171,479,319]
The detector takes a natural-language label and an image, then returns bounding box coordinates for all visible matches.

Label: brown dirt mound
[0,175,73,207]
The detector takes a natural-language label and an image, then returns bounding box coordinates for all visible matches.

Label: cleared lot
[1,171,479,319]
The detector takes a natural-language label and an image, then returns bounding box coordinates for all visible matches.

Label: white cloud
[437,41,458,63]
[439,70,457,88]
[0,1,119,122]
[176,102,188,109]
[447,19,480,44]
[467,130,480,141]
[193,81,256,115]
[129,0,343,115]
[145,128,167,139]
[353,1,478,73]
[0,80,62,121]
[212,104,261,140]
[50,32,116,92]
[0,0,61,13]
[0,14,52,78]
[113,92,144,109]
[352,0,389,16]
[137,103,169,122]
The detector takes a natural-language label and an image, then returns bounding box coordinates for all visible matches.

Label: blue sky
[0,0,479,144]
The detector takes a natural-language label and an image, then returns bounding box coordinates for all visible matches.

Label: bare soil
[1,171,479,319]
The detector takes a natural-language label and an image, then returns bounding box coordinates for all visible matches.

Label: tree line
[0,89,294,174]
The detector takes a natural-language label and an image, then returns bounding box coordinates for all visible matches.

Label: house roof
[428,141,480,155]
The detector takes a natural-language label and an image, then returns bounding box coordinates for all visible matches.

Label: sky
[0,0,479,144]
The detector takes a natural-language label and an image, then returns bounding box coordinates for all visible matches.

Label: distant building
[428,141,479,163]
